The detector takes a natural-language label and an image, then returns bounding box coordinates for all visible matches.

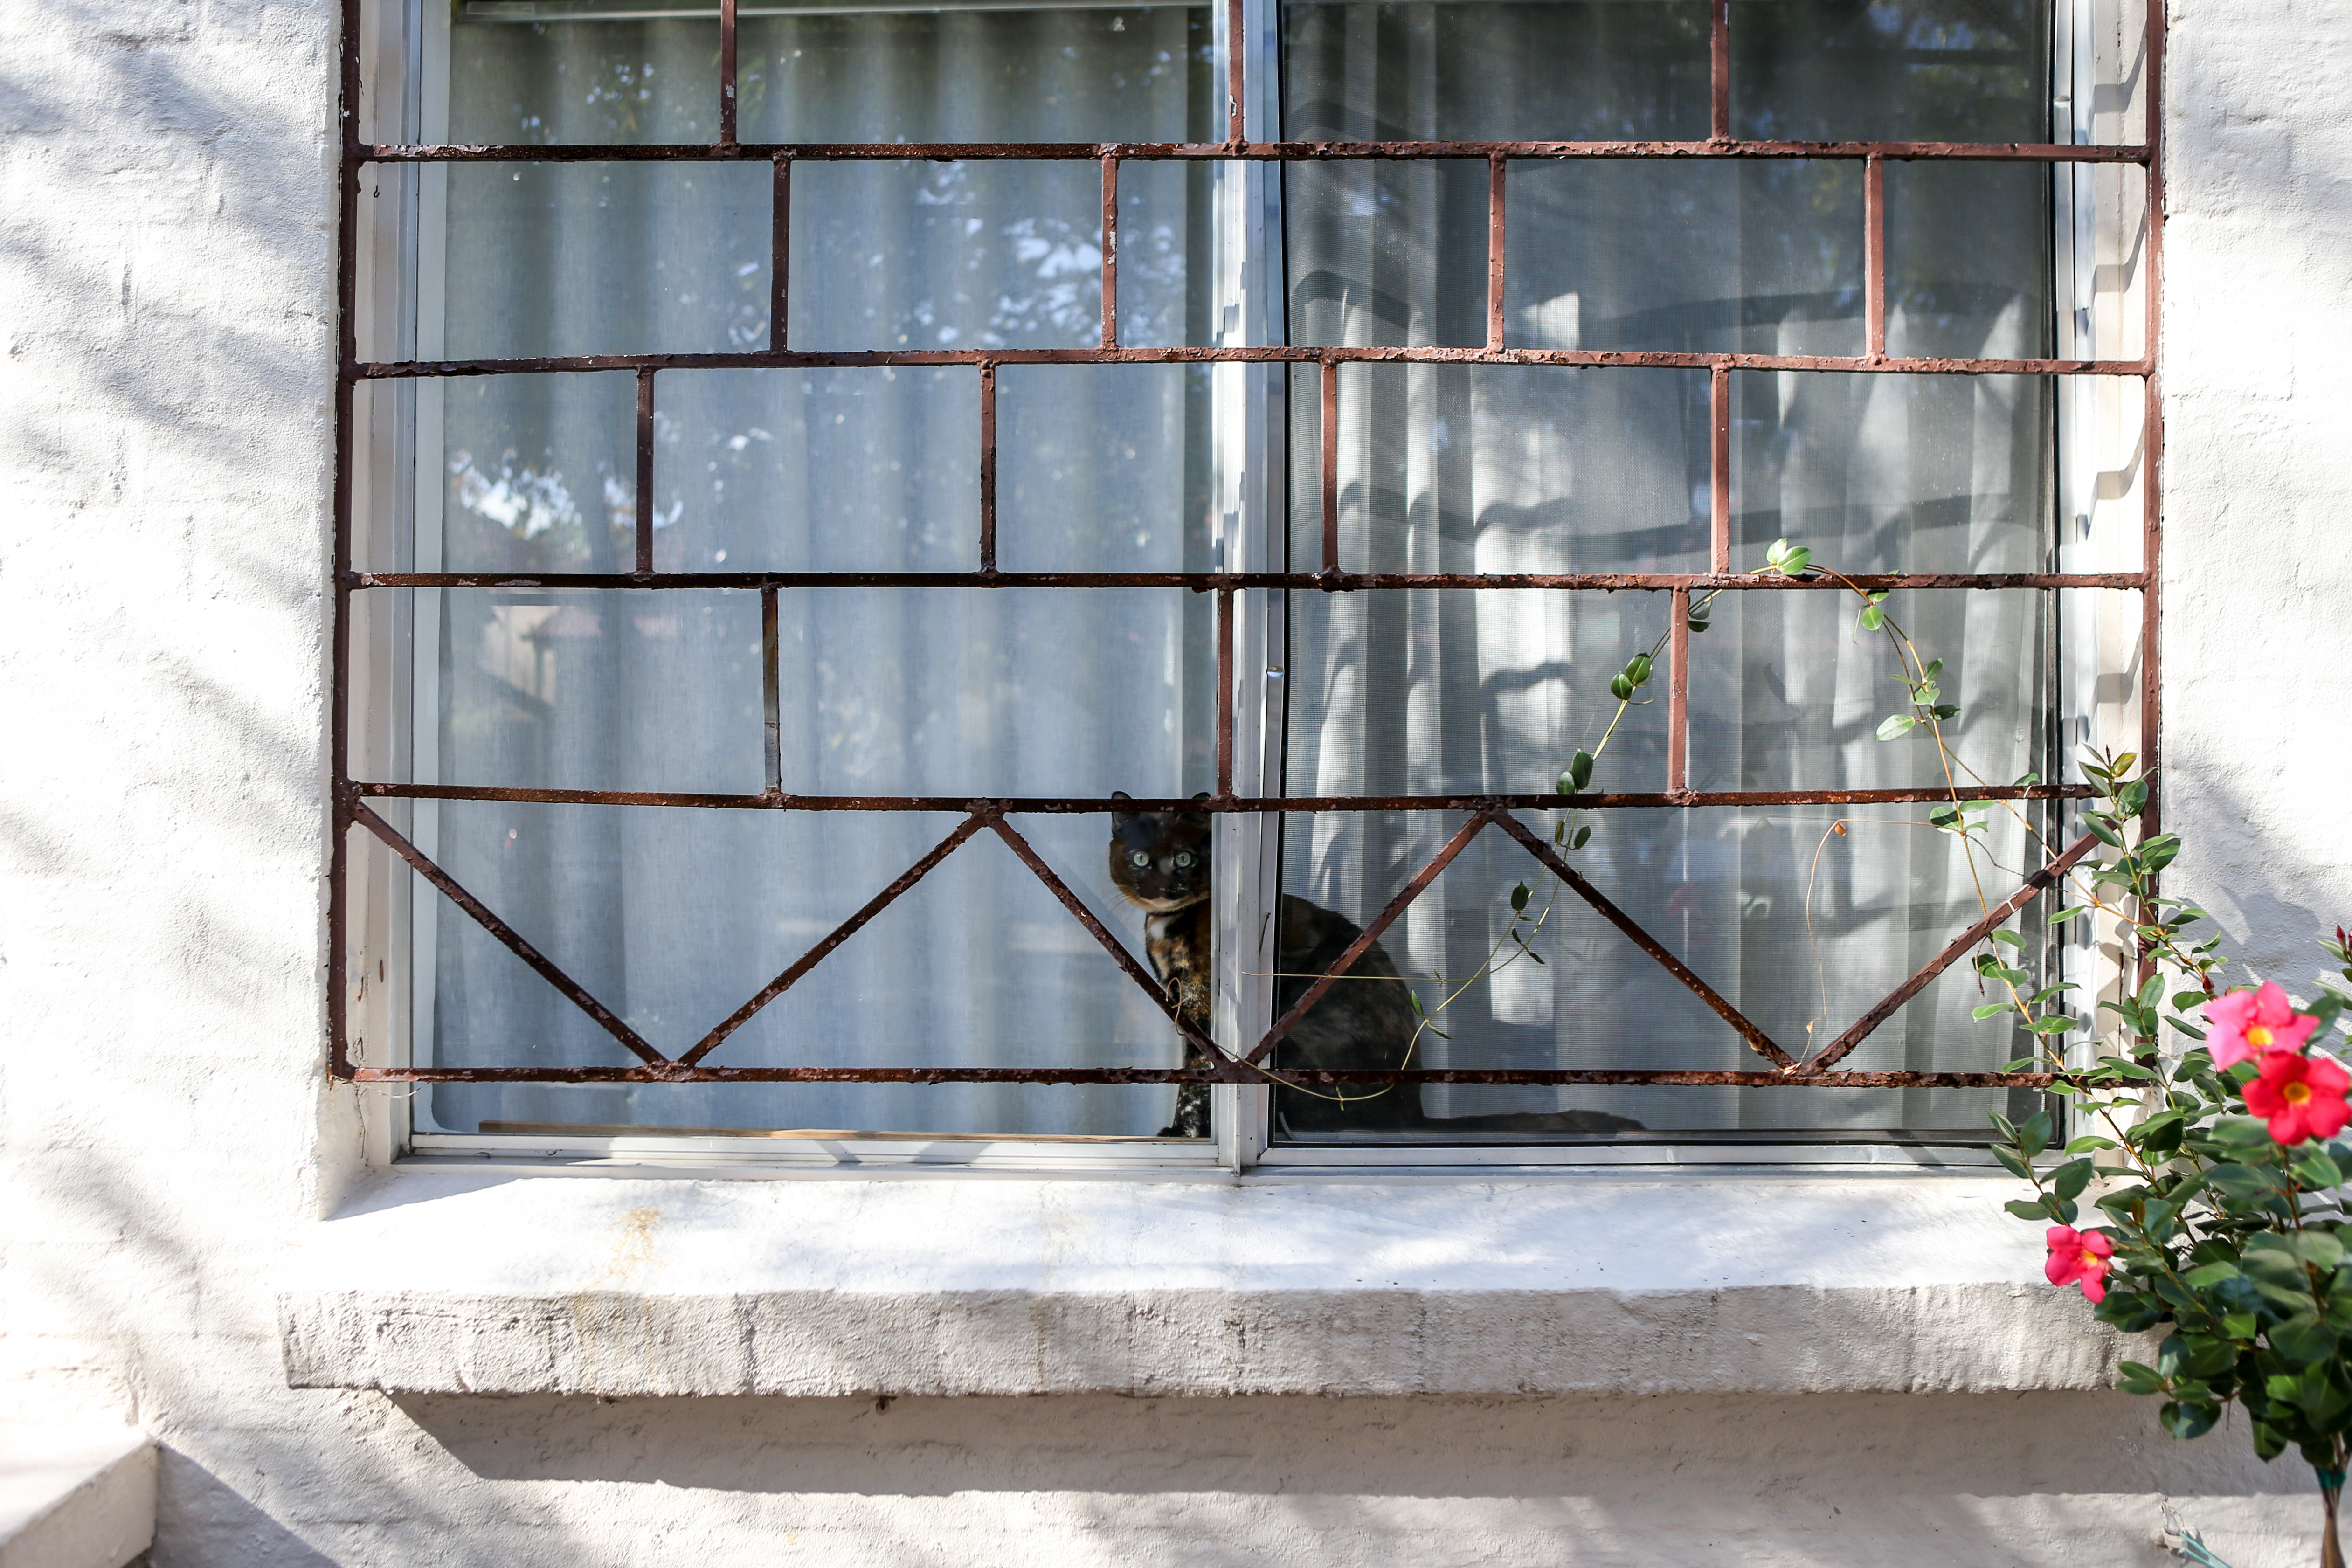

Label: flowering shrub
[1528,541,2352,1562]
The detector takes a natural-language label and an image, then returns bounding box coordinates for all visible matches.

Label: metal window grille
[330,0,2163,1110]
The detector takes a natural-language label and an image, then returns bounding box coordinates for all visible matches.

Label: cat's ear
[1183,790,1212,827]
[1190,792,1210,801]
[1113,790,1133,801]
[1109,789,1136,830]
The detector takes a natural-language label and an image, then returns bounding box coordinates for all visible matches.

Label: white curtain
[1275,0,2061,1135]
[412,0,2066,1140]
[419,2,1216,1136]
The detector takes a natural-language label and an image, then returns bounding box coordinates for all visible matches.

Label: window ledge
[277,1168,2130,1399]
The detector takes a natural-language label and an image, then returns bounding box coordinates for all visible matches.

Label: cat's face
[1108,792,1211,912]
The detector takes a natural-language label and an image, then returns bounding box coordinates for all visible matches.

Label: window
[338,0,2157,1166]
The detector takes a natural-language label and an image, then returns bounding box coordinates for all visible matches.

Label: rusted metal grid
[329,0,2162,1100]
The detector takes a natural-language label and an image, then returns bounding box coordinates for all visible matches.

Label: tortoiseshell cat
[1109,795,1642,1140]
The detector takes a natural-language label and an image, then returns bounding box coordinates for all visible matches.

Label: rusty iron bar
[353,1065,2054,1088]
[1319,359,1340,571]
[361,139,2151,165]
[718,0,739,148]
[1667,586,1690,792]
[1798,830,2104,1074]
[1486,154,1508,350]
[1709,0,1730,142]
[770,156,789,350]
[986,812,1230,1063]
[1709,364,1731,573]
[1100,154,1119,349]
[329,0,363,1079]
[977,362,998,573]
[357,345,2150,379]
[352,802,669,1067]
[1864,152,1887,360]
[677,812,990,1067]
[1493,812,1794,1069]
[348,569,2147,591]
[354,783,2097,813]
[1248,810,1497,1064]
[2140,0,2166,855]
[635,368,656,573]
[760,584,781,790]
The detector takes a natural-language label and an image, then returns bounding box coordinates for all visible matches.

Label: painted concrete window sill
[277,1169,2131,1398]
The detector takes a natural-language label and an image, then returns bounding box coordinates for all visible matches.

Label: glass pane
[1280,0,1710,143]
[1266,807,2048,1143]
[1686,588,2058,796]
[443,162,771,359]
[436,372,638,573]
[1886,162,2054,361]
[655,367,981,573]
[789,161,1106,352]
[416,805,1190,1138]
[1283,160,1489,348]
[1502,160,1866,357]
[1286,364,1710,575]
[1283,589,1674,799]
[1731,373,2055,575]
[1731,0,2052,144]
[999,365,1214,572]
[450,8,720,145]
[740,5,1214,143]
[370,587,768,793]
[772,589,1215,798]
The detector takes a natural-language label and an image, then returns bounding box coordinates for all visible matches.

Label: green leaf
[2292,1148,2346,1192]
[1511,882,1531,912]
[2160,1401,2221,1441]
[1974,1003,2014,1020]
[1609,673,1634,702]
[1876,714,1917,741]
[2295,1231,2345,1272]
[1570,825,1591,850]
[1930,703,1961,720]
[2020,1112,2053,1159]
[2064,1135,2120,1153]
[2271,1315,2339,1366]
[1779,546,1811,574]
[1625,654,1653,689]
[1992,1146,2033,1181]
[2003,1198,2051,1222]
[2183,1261,2242,1288]
[1569,750,1594,791]
[2116,1360,2167,1395]
[2050,1159,2096,1201]
[1858,605,1885,632]
[2000,1056,2046,1073]
[1687,615,1710,634]
[1990,929,2026,949]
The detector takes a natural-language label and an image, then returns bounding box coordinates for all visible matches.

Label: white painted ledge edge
[278,1168,2133,1398]
[0,1423,154,1568]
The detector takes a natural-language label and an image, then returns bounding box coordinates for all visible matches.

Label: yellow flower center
[2249,1025,2275,1047]
[2081,1249,2104,1269]
[2285,1081,2312,1106]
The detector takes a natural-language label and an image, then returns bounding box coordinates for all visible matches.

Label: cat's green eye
[1130,850,1151,867]
[1173,851,1193,868]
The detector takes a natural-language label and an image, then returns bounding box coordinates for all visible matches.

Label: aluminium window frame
[333,0,2162,1173]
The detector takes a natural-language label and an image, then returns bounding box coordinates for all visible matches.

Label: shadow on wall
[383,1388,2317,1567]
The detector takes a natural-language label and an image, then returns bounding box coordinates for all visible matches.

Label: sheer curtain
[414,1,1217,1136]
[1276,0,2062,1136]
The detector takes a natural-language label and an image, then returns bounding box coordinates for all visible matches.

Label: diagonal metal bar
[1494,811,1793,1068]
[352,802,667,1066]
[678,812,991,1067]
[986,811,1228,1063]
[1798,829,2102,1074]
[1248,809,1497,1064]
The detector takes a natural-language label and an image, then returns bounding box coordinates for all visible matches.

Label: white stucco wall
[1,0,2348,1564]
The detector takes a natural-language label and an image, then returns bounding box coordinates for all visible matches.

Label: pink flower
[2204,981,2319,1068]
[2045,1225,2116,1303]
[2243,1051,2352,1146]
